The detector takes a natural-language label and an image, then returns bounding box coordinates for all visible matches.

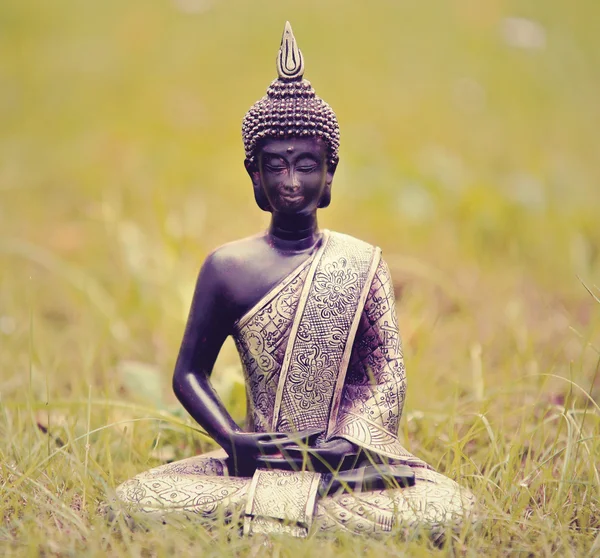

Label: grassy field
[1,0,599,555]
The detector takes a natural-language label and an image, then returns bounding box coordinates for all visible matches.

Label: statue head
[242,22,340,213]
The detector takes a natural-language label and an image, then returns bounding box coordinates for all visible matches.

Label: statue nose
[284,172,300,191]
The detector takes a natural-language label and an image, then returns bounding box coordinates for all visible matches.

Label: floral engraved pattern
[316,467,476,536]
[313,258,359,318]
[330,258,419,464]
[117,454,474,536]
[288,346,336,410]
[296,321,313,343]
[275,233,375,433]
[233,260,312,431]
[244,469,322,537]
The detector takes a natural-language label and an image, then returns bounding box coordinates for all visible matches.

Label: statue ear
[319,163,336,209]
[318,184,331,208]
[244,158,272,212]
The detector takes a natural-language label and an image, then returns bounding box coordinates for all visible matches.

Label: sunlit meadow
[1,1,599,555]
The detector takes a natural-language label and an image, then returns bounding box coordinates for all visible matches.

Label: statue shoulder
[201,235,265,283]
[327,230,382,260]
[326,230,393,279]
[328,230,378,252]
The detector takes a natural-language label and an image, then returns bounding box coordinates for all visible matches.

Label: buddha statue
[116,22,475,538]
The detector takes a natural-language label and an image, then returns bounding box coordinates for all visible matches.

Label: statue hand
[319,464,416,497]
[225,429,323,476]
[256,437,359,473]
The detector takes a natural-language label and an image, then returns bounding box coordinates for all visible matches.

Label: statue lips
[282,193,303,203]
[280,192,304,207]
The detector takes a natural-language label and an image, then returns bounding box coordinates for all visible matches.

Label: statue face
[247,137,334,214]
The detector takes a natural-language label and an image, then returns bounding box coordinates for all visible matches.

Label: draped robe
[116,231,475,536]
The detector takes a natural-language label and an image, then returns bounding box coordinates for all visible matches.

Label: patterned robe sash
[271,231,379,433]
[232,230,427,467]
[243,469,322,537]
[232,230,379,435]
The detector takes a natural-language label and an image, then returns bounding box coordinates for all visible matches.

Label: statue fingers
[256,455,301,472]
[284,428,323,445]
[254,432,289,442]
[255,439,287,455]
[259,428,323,447]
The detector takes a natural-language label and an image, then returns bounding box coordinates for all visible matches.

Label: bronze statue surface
[116,21,475,538]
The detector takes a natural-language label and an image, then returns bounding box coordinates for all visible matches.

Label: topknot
[242,22,340,167]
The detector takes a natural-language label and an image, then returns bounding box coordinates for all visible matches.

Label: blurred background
[1,0,599,441]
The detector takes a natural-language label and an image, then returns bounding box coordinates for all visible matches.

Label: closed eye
[265,164,286,173]
[296,164,318,173]
[296,156,319,173]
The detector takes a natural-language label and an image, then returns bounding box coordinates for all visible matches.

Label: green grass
[1,0,599,555]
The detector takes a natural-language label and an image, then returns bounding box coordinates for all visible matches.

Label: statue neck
[267,211,321,253]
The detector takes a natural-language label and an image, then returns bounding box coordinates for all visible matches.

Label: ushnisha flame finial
[276,21,304,81]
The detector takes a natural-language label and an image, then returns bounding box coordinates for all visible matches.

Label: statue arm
[172,251,304,473]
[172,251,242,449]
